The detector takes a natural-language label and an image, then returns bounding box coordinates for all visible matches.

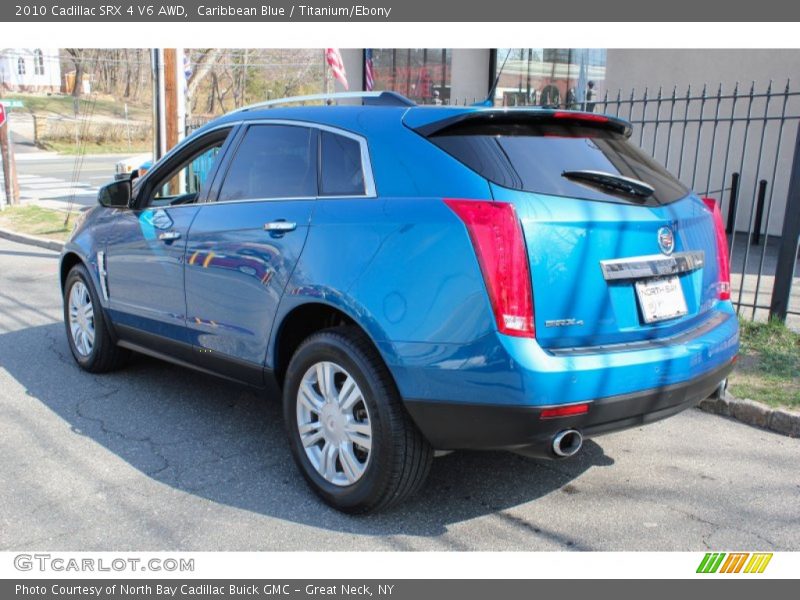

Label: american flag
[325,48,349,91]
[364,49,375,91]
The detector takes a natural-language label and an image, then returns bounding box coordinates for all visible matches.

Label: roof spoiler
[413,109,633,138]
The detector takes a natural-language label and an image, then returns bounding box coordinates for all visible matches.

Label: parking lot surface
[0,237,798,551]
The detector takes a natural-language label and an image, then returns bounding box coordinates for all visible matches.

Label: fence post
[752,180,767,246]
[769,123,800,322]
[726,172,739,234]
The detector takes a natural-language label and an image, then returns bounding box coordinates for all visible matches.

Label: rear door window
[319,130,366,196]
[217,124,317,202]
[429,122,689,205]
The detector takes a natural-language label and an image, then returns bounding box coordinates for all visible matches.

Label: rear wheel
[283,326,432,513]
[63,264,129,373]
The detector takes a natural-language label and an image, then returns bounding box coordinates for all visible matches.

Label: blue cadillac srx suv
[60,91,739,513]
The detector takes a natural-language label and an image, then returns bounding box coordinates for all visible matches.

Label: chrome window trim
[599,250,705,281]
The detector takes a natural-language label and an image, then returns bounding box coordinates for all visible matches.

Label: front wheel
[283,327,432,513]
[63,264,129,373]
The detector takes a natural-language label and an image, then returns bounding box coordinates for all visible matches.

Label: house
[0,48,61,93]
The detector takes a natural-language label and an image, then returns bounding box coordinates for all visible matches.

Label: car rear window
[428,121,689,206]
[319,130,366,196]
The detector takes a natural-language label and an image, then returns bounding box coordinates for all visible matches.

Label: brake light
[552,111,609,123]
[445,199,535,337]
[540,403,590,419]
[702,197,731,300]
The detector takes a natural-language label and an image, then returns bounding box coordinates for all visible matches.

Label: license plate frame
[634,275,688,324]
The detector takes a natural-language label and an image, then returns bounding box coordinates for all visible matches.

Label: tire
[63,263,129,373]
[283,326,433,513]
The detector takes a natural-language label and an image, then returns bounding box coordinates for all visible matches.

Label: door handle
[263,221,297,234]
[158,231,181,242]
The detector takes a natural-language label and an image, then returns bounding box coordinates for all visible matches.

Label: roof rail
[235,91,415,112]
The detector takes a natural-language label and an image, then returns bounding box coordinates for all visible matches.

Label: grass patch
[729,318,800,410]
[0,205,73,241]
[4,93,150,121]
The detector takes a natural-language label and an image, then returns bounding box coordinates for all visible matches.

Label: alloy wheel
[68,281,95,357]
[296,361,373,486]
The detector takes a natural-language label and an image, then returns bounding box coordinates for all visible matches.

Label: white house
[0,48,61,93]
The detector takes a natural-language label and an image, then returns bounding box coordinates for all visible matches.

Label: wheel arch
[60,251,85,291]
[271,300,395,388]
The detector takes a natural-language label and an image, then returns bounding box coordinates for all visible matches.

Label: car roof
[188,103,633,142]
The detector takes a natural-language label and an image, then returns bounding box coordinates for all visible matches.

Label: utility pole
[151,48,167,162]
[324,49,332,95]
[0,104,19,207]
[175,47,186,146]
[162,48,187,194]
[152,50,186,157]
[164,48,179,152]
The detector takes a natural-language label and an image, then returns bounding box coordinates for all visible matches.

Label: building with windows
[338,48,608,108]
[0,48,61,93]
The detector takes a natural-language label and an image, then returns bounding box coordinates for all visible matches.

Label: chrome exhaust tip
[710,378,728,400]
[552,429,583,458]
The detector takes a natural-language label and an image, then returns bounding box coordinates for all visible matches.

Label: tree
[187,49,223,99]
[64,48,91,97]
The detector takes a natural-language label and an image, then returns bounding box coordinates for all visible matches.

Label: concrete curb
[0,227,64,252]
[699,392,800,437]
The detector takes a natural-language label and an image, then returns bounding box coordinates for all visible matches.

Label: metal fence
[597,82,800,326]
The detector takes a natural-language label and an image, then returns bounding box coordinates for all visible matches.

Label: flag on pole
[364,49,375,91]
[325,48,349,91]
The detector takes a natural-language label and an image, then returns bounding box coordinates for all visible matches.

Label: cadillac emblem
[657,226,675,255]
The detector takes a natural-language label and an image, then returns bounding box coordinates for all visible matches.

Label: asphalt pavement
[0,236,798,551]
[13,153,129,210]
[2,117,136,209]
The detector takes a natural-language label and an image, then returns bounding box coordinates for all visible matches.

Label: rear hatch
[410,108,722,349]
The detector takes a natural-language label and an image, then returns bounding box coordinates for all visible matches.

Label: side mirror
[98,179,132,208]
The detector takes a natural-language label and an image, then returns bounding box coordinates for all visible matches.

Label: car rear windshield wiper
[561,169,655,199]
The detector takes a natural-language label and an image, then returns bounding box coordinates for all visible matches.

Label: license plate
[634,276,688,323]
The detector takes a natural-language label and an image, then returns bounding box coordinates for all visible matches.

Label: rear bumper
[404,357,735,455]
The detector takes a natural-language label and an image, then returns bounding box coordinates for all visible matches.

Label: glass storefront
[492,48,607,110]
[366,49,451,104]
[363,48,606,109]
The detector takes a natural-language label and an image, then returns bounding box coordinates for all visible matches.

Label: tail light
[702,197,731,300]
[444,199,535,337]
